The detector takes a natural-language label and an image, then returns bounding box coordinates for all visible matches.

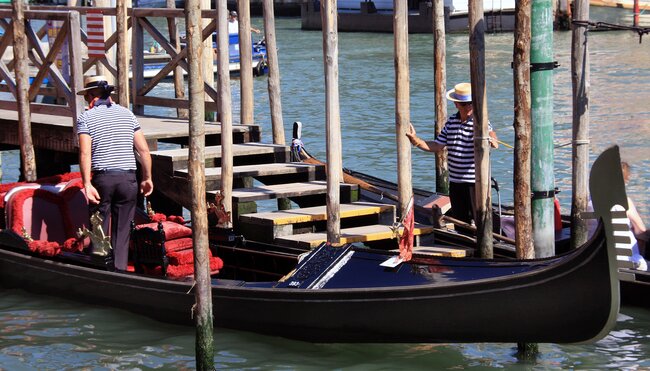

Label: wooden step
[275,223,435,249]
[240,201,394,226]
[174,162,325,189]
[238,202,396,242]
[151,143,289,172]
[214,180,359,203]
[407,245,473,258]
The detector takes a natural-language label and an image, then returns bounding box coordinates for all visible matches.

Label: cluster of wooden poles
[7,0,597,366]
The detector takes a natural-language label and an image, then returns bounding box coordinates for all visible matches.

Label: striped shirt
[76,104,141,171]
[434,112,493,184]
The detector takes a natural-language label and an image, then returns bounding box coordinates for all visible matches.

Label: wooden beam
[12,0,37,181]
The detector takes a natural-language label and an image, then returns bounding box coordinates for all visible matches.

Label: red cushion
[168,248,214,265]
[8,188,74,244]
[164,237,194,253]
[166,257,224,278]
[136,221,192,240]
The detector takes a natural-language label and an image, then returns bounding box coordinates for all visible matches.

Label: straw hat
[76,75,109,95]
[446,82,472,103]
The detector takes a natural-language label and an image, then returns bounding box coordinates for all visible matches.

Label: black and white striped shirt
[434,112,493,184]
[77,104,140,171]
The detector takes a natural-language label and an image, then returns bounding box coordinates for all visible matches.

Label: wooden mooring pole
[320,0,342,243]
[513,0,534,259]
[202,0,215,122]
[117,0,129,106]
[12,0,37,182]
[262,0,285,145]
[513,0,538,357]
[167,0,188,118]
[394,0,413,222]
[468,0,493,258]
[432,0,448,195]
[570,0,590,248]
[531,0,555,258]
[238,0,254,125]
[186,0,214,368]
[217,0,233,227]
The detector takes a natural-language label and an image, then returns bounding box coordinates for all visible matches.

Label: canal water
[1,8,649,369]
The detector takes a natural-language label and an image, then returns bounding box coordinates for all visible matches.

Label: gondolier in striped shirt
[76,75,153,271]
[406,82,498,224]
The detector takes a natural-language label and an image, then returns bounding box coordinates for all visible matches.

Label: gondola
[299,138,650,309]
[0,147,624,343]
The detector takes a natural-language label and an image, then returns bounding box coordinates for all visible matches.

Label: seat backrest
[6,188,73,244]
[132,221,169,275]
[60,178,90,233]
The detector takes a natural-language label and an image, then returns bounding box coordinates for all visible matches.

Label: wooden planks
[174,162,324,181]
[151,143,289,172]
[214,180,358,203]
[275,223,435,249]
[240,201,394,226]
[0,108,257,152]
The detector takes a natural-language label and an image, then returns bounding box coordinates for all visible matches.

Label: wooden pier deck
[0,108,260,153]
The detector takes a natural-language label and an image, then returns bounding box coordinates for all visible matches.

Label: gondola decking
[0,147,624,343]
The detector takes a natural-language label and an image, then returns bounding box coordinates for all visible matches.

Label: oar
[496,139,514,149]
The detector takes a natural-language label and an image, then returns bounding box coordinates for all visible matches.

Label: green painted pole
[530,0,555,258]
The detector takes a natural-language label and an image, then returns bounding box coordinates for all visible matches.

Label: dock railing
[0,6,220,122]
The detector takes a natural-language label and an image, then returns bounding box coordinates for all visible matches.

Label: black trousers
[90,171,137,271]
[449,181,476,224]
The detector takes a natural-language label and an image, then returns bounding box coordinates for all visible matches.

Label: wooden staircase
[149,127,470,257]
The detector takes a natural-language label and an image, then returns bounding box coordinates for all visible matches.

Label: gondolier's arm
[406,123,445,153]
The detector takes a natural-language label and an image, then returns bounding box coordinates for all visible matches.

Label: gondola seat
[132,220,223,278]
[3,177,92,256]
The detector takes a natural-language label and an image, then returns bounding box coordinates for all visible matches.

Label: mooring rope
[572,19,650,43]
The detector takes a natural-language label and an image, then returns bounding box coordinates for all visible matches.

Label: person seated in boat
[76,75,154,272]
[622,162,648,258]
[406,82,498,224]
[229,10,261,35]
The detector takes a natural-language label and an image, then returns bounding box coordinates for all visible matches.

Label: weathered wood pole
[531,0,555,258]
[513,0,534,260]
[262,0,285,144]
[68,11,85,138]
[217,0,233,227]
[131,4,144,115]
[117,0,129,106]
[432,0,448,195]
[167,0,188,118]
[320,0,342,243]
[238,0,254,125]
[570,0,590,248]
[202,0,215,121]
[513,0,538,358]
[186,0,214,368]
[468,0,493,258]
[394,0,413,222]
[94,0,113,81]
[12,0,37,182]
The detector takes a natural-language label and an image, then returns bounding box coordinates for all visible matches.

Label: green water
[1,10,650,369]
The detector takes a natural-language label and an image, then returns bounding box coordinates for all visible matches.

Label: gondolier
[76,75,153,271]
[406,82,498,224]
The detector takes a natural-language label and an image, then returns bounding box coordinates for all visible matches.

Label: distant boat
[141,34,268,79]
[590,0,650,10]
[302,0,516,33]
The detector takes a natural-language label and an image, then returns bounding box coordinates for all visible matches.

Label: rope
[572,19,650,43]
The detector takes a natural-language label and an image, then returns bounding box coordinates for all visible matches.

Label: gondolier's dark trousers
[449,181,476,225]
[91,170,138,271]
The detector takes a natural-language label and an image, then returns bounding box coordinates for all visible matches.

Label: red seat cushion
[164,237,194,253]
[135,221,192,240]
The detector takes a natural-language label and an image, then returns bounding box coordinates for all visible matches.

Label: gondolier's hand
[406,123,419,146]
[85,183,101,204]
[140,179,154,197]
